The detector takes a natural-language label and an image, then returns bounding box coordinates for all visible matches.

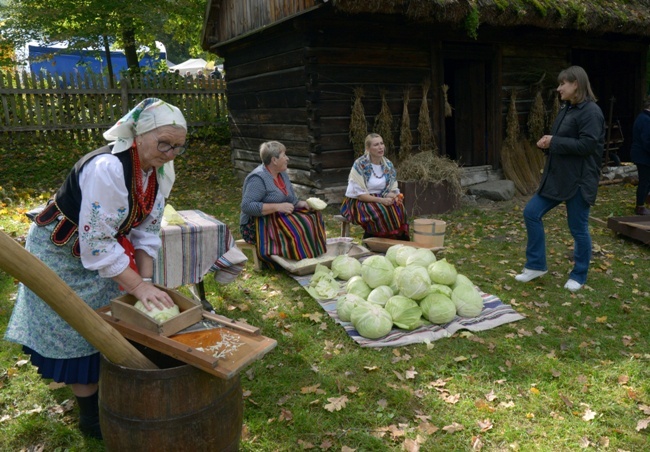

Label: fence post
[120,77,130,114]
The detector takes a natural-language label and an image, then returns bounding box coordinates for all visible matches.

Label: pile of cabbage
[330,244,484,339]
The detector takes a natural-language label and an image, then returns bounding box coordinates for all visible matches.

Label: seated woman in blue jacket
[239,141,327,265]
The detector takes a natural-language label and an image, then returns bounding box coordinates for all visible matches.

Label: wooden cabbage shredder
[0,229,277,380]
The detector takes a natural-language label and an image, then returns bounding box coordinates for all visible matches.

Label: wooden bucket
[99,352,243,452]
[413,219,446,248]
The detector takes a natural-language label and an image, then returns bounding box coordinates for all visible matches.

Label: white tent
[168,58,207,76]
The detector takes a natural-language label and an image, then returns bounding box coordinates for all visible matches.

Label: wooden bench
[235,239,263,271]
[333,214,352,238]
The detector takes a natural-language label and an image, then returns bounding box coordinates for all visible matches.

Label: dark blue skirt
[23,346,100,385]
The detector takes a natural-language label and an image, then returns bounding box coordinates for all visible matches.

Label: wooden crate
[110,285,202,336]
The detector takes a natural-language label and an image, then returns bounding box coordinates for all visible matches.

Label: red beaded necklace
[131,145,157,217]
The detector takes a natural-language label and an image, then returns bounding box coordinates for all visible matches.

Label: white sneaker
[564,279,583,292]
[515,268,547,282]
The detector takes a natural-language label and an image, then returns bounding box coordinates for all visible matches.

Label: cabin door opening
[443,59,490,166]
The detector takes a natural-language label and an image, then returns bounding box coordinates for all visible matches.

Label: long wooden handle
[0,231,157,370]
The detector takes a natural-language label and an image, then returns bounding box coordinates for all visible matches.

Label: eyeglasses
[157,141,187,156]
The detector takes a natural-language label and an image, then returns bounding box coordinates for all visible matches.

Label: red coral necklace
[131,145,157,217]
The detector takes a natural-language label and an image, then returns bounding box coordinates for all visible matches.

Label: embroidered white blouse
[77,154,165,278]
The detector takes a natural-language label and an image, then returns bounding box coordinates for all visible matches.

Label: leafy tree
[0,0,209,73]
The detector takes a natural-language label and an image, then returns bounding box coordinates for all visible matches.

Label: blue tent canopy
[28,45,165,79]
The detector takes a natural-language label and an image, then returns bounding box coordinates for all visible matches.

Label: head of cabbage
[427,258,458,286]
[361,255,394,289]
[134,300,181,323]
[395,246,417,267]
[351,304,393,339]
[420,293,456,324]
[405,248,437,268]
[367,285,394,307]
[331,255,362,281]
[384,295,425,330]
[451,284,484,318]
[451,273,474,289]
[346,275,372,299]
[397,266,431,300]
[385,244,404,267]
[336,293,369,322]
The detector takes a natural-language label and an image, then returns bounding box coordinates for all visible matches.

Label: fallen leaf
[582,408,597,421]
[477,419,493,432]
[324,395,348,412]
[485,390,497,402]
[403,438,420,452]
[297,439,314,449]
[279,408,293,422]
[636,418,650,431]
[442,422,464,434]
[618,375,629,385]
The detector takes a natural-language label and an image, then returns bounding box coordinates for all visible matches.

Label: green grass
[1,141,649,451]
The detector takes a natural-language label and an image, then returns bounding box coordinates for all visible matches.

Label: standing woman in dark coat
[630,96,650,215]
[515,66,605,292]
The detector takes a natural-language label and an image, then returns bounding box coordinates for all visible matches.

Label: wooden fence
[0,70,227,140]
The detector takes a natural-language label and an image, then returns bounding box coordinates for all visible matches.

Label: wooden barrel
[99,353,242,451]
[413,219,446,248]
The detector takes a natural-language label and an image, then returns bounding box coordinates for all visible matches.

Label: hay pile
[349,86,367,157]
[397,151,463,201]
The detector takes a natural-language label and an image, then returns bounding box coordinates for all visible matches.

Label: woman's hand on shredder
[132,284,175,310]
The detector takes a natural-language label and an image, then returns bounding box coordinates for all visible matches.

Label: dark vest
[35,145,157,256]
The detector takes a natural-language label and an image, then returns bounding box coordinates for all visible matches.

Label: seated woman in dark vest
[239,141,327,266]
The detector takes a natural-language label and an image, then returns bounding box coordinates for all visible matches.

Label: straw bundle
[399,89,413,162]
[397,151,463,201]
[527,90,545,142]
[349,86,368,157]
[548,93,561,131]
[374,89,395,160]
[500,90,540,195]
[442,84,453,117]
[417,78,436,153]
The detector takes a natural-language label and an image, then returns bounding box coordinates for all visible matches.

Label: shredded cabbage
[134,300,181,323]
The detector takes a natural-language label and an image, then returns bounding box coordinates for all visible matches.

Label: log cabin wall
[209,4,649,198]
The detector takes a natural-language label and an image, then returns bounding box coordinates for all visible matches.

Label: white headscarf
[103,98,187,198]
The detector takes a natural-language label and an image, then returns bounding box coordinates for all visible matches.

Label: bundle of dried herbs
[417,78,436,153]
[374,89,394,159]
[349,86,368,157]
[399,89,413,162]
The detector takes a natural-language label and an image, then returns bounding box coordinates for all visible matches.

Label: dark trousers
[636,163,650,206]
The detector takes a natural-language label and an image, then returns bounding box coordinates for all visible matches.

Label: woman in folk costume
[341,133,409,240]
[239,140,327,267]
[4,98,187,439]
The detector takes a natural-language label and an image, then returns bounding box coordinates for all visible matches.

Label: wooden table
[153,210,246,308]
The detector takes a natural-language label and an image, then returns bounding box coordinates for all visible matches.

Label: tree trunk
[121,27,140,74]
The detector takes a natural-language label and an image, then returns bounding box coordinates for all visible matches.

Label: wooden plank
[228,87,309,109]
[226,67,307,94]
[231,136,312,156]
[232,148,311,170]
[202,311,260,336]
